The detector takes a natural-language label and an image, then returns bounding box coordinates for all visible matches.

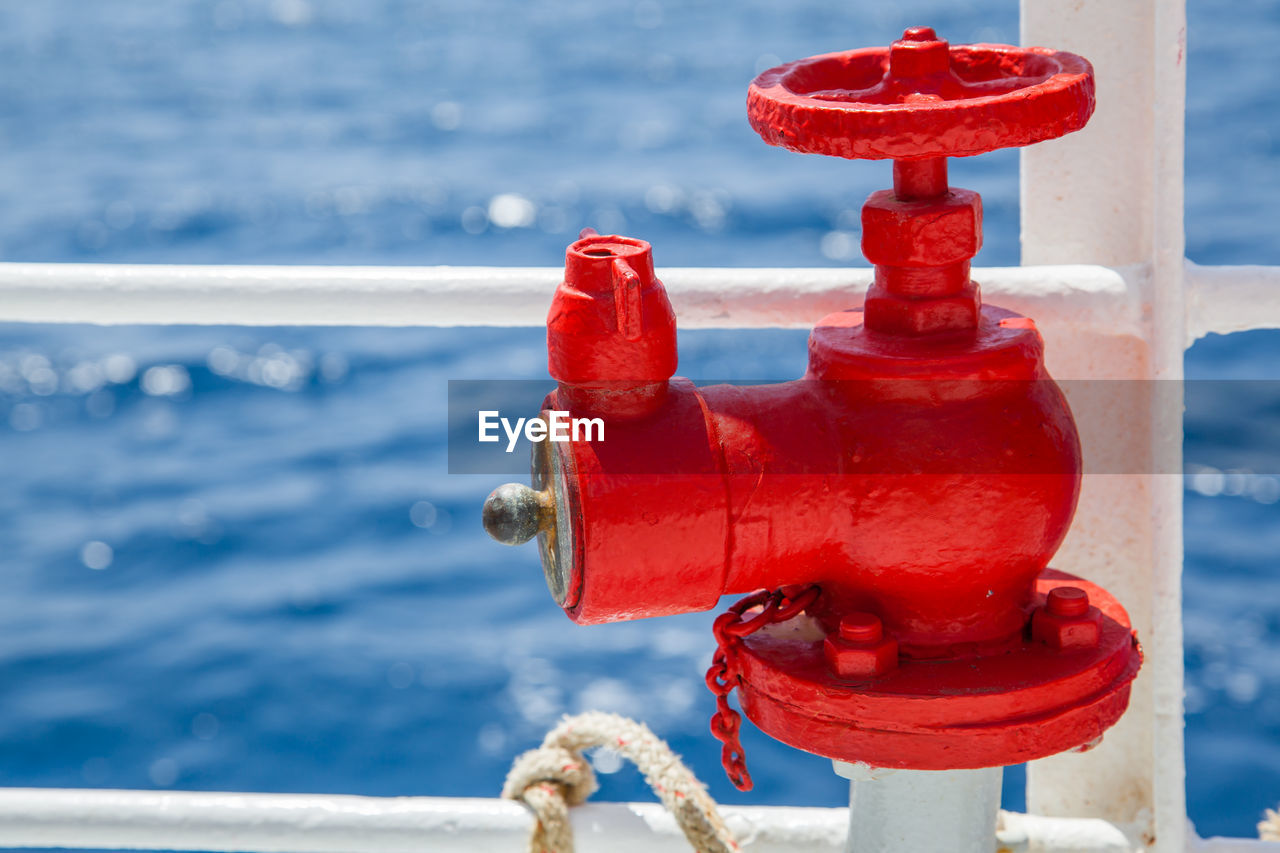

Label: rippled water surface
[0,0,1278,841]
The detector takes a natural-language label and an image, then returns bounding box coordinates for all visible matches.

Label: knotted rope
[1260,806,1280,841]
[502,711,740,853]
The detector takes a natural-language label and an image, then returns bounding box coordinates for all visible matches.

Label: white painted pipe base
[833,762,1003,853]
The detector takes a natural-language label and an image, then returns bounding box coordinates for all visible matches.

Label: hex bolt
[839,612,884,644]
[825,612,898,678]
[1046,586,1090,618]
[1032,586,1101,651]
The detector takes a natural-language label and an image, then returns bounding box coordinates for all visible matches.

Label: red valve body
[543,231,1140,769]
[523,28,1139,772]
[555,306,1080,654]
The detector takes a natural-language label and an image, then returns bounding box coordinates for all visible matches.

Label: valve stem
[893,158,949,201]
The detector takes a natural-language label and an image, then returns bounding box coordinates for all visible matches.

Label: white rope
[502,712,741,853]
[1259,806,1280,841]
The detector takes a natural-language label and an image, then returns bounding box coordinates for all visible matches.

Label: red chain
[704,585,822,791]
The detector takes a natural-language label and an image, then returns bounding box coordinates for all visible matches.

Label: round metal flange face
[531,418,580,609]
[748,41,1095,160]
[734,570,1141,770]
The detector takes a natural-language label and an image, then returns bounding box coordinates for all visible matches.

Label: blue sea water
[0,0,1277,841]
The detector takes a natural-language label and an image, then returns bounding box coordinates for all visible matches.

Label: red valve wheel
[748,27,1095,161]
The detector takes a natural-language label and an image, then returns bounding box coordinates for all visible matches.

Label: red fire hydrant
[484,27,1140,793]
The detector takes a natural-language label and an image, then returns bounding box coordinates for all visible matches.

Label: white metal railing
[0,789,845,853]
[0,260,1131,330]
[0,259,1272,343]
[0,787,1268,852]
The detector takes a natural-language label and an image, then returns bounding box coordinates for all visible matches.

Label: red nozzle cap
[548,234,678,418]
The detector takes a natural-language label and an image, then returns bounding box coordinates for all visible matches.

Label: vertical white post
[1020,2,1187,851]
[834,763,1002,853]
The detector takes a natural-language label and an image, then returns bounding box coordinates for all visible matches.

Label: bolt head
[1047,586,1090,617]
[839,612,884,643]
[825,617,899,679]
[1032,590,1101,651]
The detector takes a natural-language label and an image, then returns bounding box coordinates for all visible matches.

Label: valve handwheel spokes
[748,26,1095,161]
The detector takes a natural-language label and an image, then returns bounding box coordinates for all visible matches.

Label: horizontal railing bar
[1186,262,1280,341]
[2,256,1276,344]
[2,787,1264,853]
[0,261,1145,336]
[0,788,845,853]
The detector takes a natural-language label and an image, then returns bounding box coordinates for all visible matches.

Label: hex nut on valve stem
[482,483,552,546]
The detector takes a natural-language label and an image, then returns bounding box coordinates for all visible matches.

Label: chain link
[704,585,822,791]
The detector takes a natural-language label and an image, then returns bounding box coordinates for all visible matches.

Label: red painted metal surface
[548,234,677,419]
[732,571,1140,771]
[484,27,1140,785]
[747,26,1095,161]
